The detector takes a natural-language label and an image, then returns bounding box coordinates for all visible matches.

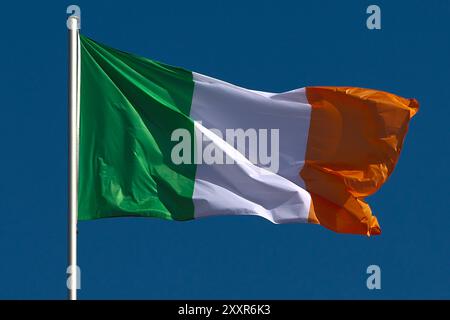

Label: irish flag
[78,35,418,236]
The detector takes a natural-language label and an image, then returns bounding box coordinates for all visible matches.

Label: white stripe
[190,72,312,223]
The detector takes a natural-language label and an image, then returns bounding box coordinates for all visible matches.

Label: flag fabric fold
[78,35,418,235]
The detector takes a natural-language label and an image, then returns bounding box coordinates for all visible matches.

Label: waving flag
[78,35,418,235]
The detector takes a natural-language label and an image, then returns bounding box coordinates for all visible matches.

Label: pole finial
[66,5,81,30]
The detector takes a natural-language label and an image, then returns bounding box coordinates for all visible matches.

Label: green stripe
[78,35,196,221]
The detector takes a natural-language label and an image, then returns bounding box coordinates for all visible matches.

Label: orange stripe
[301,87,418,236]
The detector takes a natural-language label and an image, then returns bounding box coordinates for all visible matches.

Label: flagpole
[67,9,80,301]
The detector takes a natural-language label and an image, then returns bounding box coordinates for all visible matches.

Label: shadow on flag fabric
[78,34,419,236]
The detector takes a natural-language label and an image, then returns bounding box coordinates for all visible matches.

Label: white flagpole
[67,7,80,301]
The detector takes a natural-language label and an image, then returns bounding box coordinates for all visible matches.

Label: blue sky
[0,0,448,299]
